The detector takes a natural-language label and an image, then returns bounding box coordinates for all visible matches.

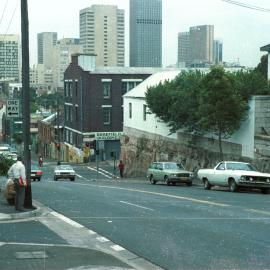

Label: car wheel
[149,175,156,185]
[38,178,41,181]
[187,182,192,186]
[203,179,211,190]
[172,182,176,186]
[54,176,57,181]
[164,176,170,186]
[70,177,75,181]
[229,179,238,192]
[33,178,36,181]
[261,188,269,194]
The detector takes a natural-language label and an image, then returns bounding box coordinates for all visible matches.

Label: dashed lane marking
[73,182,230,207]
[119,201,154,211]
[246,209,270,216]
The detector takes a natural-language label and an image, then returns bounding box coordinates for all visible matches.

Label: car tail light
[37,171,43,175]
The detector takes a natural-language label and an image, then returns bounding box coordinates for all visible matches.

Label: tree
[146,70,204,133]
[197,66,248,159]
[255,54,268,80]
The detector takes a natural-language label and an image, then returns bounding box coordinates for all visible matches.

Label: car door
[213,162,227,186]
[155,163,164,181]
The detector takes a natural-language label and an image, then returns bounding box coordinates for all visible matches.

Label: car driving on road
[197,161,270,193]
[31,165,43,181]
[54,165,76,181]
[147,162,193,186]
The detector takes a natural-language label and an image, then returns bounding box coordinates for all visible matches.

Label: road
[2,161,270,269]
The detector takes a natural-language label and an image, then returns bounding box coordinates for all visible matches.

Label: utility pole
[21,0,33,208]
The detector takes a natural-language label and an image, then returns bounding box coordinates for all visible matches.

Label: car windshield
[226,162,258,171]
[164,163,184,170]
[57,165,73,170]
[31,165,39,170]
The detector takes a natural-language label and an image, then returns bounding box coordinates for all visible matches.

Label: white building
[80,5,125,67]
[0,35,21,82]
[123,70,267,160]
[52,38,83,88]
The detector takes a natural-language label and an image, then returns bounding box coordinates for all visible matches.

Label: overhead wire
[221,0,270,13]
[3,0,19,39]
[0,0,9,29]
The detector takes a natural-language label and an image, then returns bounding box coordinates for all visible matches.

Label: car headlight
[170,174,177,177]
[240,176,246,181]
[266,178,270,183]
[249,177,254,181]
[190,173,194,178]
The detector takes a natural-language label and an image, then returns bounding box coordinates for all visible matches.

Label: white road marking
[51,211,84,228]
[98,167,119,179]
[96,236,110,243]
[111,244,125,251]
[246,209,270,216]
[120,201,154,211]
[87,166,112,179]
[74,182,230,207]
[76,174,83,178]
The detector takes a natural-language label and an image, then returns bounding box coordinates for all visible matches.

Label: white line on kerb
[96,236,110,243]
[51,211,84,228]
[111,244,125,251]
[119,201,154,211]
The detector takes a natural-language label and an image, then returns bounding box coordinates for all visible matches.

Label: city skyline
[1,0,270,67]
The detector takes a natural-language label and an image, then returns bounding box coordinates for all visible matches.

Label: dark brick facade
[64,54,152,151]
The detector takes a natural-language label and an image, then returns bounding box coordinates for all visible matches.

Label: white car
[197,161,270,194]
[54,165,76,181]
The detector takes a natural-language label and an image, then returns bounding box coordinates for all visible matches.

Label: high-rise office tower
[189,25,214,65]
[178,32,190,68]
[80,5,125,67]
[130,0,162,67]
[52,38,83,87]
[0,34,20,81]
[37,32,58,67]
[213,39,223,64]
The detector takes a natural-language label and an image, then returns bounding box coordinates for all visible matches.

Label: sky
[1,0,270,67]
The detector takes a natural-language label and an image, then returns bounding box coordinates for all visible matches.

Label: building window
[103,107,111,125]
[64,82,68,97]
[129,103,132,119]
[69,82,73,97]
[121,81,142,95]
[143,104,147,121]
[102,82,111,98]
[75,106,78,121]
[75,81,78,97]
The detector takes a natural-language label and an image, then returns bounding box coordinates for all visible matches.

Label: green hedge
[0,156,15,176]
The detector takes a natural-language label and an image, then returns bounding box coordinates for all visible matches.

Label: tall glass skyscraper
[130,0,162,67]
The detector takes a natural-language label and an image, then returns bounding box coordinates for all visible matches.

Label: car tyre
[149,175,156,185]
[164,176,170,186]
[187,182,192,186]
[38,178,41,181]
[54,176,57,181]
[70,177,75,181]
[203,179,211,190]
[261,188,269,194]
[172,182,176,186]
[229,179,238,192]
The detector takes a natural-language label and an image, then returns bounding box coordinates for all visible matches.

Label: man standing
[8,156,26,211]
[118,160,125,178]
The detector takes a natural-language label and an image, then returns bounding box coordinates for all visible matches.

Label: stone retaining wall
[121,127,270,176]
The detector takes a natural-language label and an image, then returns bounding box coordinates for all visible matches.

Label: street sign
[6,99,20,118]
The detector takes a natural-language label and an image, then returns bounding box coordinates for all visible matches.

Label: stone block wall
[121,127,249,177]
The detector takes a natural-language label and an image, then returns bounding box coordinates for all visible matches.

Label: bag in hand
[19,176,27,187]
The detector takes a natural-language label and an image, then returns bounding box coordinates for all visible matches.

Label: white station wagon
[197,161,270,194]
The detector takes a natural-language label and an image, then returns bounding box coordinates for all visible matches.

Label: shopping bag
[19,176,27,187]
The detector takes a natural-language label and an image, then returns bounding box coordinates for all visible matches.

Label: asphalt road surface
[20,162,270,270]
